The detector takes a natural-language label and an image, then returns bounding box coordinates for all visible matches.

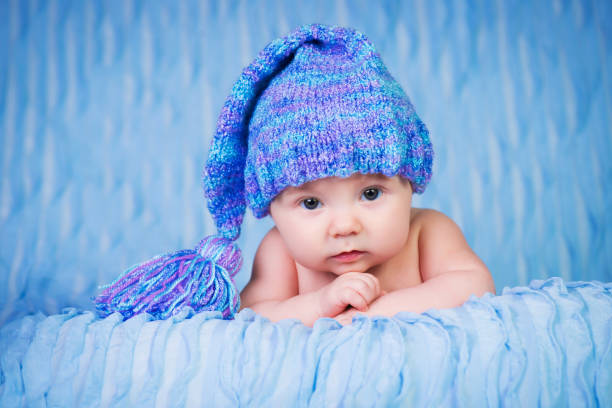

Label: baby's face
[269,173,413,275]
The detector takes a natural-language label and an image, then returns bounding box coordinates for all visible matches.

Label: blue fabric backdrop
[1,0,611,325]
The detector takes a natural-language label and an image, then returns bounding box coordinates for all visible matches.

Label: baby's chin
[297,254,382,275]
[325,261,378,276]
[297,262,368,276]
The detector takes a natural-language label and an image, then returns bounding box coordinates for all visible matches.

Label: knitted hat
[205,24,433,240]
[95,24,433,321]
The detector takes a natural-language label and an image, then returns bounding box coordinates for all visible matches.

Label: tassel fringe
[94,236,242,320]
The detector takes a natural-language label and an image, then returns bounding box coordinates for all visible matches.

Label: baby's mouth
[331,250,365,263]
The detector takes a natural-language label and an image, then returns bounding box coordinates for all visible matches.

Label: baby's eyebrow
[277,185,312,202]
[293,185,313,192]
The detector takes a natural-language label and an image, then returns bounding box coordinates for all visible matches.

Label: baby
[204,24,495,326]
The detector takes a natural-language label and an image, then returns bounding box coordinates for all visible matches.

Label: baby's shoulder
[409,207,474,258]
[409,208,469,250]
[250,226,298,281]
[409,208,455,231]
[408,207,492,286]
[257,226,290,256]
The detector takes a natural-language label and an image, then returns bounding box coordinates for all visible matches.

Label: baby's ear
[269,187,295,212]
[269,195,282,218]
[397,176,413,193]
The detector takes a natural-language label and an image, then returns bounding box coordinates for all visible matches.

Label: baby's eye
[361,187,381,201]
[300,197,321,210]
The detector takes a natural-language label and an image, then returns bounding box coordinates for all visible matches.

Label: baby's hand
[335,308,358,325]
[334,289,389,325]
[317,272,381,318]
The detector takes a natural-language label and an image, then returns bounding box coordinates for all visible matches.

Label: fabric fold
[1,278,610,407]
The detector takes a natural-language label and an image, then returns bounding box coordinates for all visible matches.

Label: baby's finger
[335,312,352,326]
[360,273,381,296]
[335,309,357,326]
[339,287,368,311]
[348,275,381,302]
[341,278,373,304]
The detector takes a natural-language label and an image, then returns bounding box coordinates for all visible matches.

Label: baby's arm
[337,210,495,323]
[241,228,382,326]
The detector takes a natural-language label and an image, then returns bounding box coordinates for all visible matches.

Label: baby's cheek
[373,223,409,258]
[286,238,320,267]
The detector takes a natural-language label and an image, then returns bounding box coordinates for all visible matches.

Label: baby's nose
[329,211,362,237]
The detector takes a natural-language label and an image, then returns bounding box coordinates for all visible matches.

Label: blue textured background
[1,0,611,325]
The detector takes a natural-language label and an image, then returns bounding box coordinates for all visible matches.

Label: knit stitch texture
[205,24,433,240]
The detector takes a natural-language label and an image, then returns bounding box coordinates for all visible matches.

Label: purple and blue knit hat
[205,23,433,241]
[95,24,432,320]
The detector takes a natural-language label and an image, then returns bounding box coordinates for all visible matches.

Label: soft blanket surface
[1,278,610,407]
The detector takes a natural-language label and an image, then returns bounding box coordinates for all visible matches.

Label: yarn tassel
[94,236,242,320]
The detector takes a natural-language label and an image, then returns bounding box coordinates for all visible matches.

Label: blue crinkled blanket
[1,277,611,407]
